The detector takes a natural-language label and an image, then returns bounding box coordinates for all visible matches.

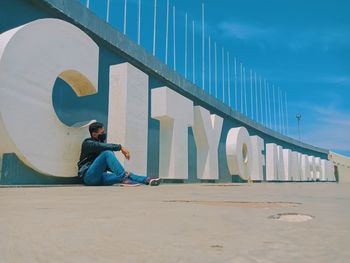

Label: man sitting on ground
[77,122,161,186]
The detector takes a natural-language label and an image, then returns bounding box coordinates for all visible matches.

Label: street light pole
[296,113,301,141]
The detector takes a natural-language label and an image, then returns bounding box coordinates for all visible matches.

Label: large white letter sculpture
[151,87,193,179]
[309,156,316,181]
[0,19,99,177]
[226,127,253,180]
[266,143,285,181]
[301,154,312,181]
[283,149,293,181]
[290,151,302,181]
[192,106,223,180]
[108,63,149,175]
[250,136,265,181]
[321,159,336,181]
[314,157,322,181]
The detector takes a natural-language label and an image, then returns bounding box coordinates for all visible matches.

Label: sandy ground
[0,182,349,263]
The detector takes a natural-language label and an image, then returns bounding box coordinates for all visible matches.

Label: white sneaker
[148,178,161,186]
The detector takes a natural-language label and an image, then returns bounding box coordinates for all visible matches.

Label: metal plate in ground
[269,213,314,222]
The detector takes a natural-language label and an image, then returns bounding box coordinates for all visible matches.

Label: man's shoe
[120,178,141,187]
[148,178,161,186]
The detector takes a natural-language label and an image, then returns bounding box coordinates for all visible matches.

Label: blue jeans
[83,151,148,186]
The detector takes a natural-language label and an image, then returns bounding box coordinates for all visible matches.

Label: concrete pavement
[0,182,349,263]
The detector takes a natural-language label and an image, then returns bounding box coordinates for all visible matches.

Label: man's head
[89,122,106,142]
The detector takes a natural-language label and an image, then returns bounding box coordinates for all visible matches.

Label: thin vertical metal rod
[152,0,157,56]
[86,0,90,8]
[280,89,285,134]
[222,47,225,103]
[250,69,253,119]
[227,52,231,107]
[214,42,217,97]
[208,36,211,95]
[244,67,247,115]
[234,58,237,110]
[285,91,289,135]
[106,0,110,23]
[202,2,205,91]
[123,0,127,35]
[267,82,272,128]
[297,115,301,141]
[185,13,188,78]
[273,84,277,130]
[173,6,176,70]
[165,0,169,64]
[280,88,284,133]
[138,0,141,45]
[240,63,243,113]
[255,72,258,123]
[264,79,268,126]
[192,20,196,84]
[277,86,282,133]
[260,76,263,124]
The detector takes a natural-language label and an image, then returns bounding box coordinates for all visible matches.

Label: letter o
[226,127,253,180]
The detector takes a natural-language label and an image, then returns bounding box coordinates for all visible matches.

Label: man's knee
[100,150,115,158]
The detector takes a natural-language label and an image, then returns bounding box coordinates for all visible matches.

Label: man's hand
[121,146,131,160]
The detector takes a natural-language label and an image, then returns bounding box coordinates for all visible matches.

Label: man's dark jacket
[77,138,121,177]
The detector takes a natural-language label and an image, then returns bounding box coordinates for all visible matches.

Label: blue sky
[81,0,350,156]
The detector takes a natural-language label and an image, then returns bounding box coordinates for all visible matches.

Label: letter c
[0,19,99,177]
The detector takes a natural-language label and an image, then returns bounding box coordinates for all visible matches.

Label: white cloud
[304,125,350,152]
[322,76,350,86]
[217,21,350,51]
[292,103,350,152]
[218,22,273,40]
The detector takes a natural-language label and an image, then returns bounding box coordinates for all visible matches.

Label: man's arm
[83,140,121,155]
